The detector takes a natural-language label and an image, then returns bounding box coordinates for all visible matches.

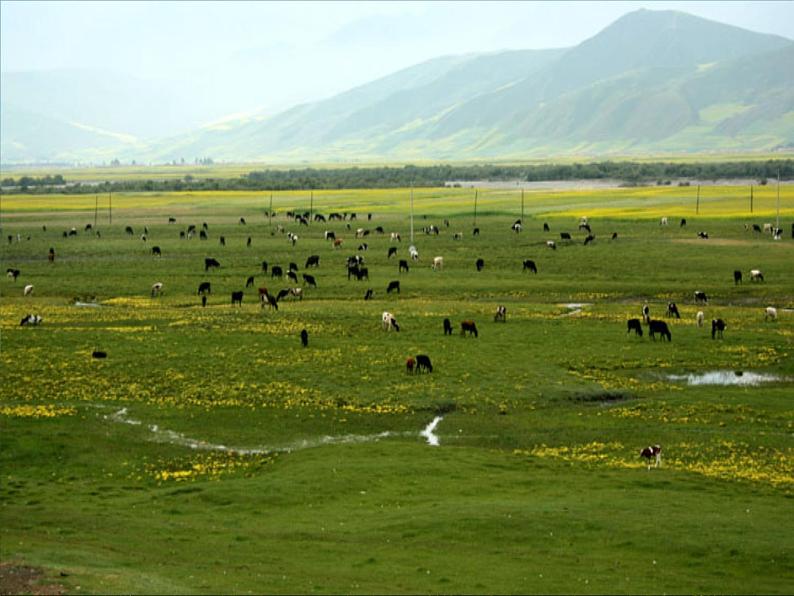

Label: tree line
[2,160,792,194]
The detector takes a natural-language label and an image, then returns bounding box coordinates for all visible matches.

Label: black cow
[197,281,211,295]
[287,271,299,284]
[667,302,681,319]
[125,226,134,235]
[733,270,743,285]
[611,232,618,240]
[522,259,537,274]
[204,257,220,271]
[305,255,320,268]
[239,217,246,225]
[494,306,506,323]
[543,222,550,232]
[354,267,369,281]
[92,351,107,359]
[300,329,308,347]
[271,266,283,278]
[584,234,595,245]
[289,262,299,272]
[261,261,268,273]
[200,230,208,240]
[151,246,161,256]
[388,247,397,259]
[443,318,453,335]
[697,231,709,239]
[473,227,480,236]
[560,232,572,240]
[461,320,479,338]
[276,289,291,302]
[246,276,255,288]
[415,354,433,373]
[387,280,400,294]
[711,318,726,339]
[168,217,176,224]
[188,225,197,233]
[247,237,252,247]
[680,218,687,227]
[364,289,374,300]
[752,224,762,233]
[694,291,708,304]
[231,291,243,306]
[399,260,409,273]
[219,236,226,246]
[648,320,672,341]
[627,318,643,336]
[201,295,207,308]
[302,273,317,287]
[475,258,484,272]
[202,222,209,230]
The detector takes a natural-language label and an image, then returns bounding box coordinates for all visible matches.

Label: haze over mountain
[2,9,793,164]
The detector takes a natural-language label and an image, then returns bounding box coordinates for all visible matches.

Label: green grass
[1,186,793,594]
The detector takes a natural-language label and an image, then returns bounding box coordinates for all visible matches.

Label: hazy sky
[2,1,793,121]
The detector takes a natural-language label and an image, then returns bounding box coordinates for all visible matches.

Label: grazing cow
[680,218,687,227]
[734,270,743,285]
[247,237,252,247]
[48,248,55,262]
[200,230,208,240]
[6,268,20,281]
[494,306,506,323]
[333,238,343,249]
[140,234,147,242]
[205,257,221,271]
[560,232,571,241]
[364,289,374,300]
[522,259,537,274]
[388,247,398,259]
[453,232,463,240]
[461,320,478,337]
[231,291,243,306]
[409,246,419,261]
[262,291,278,311]
[287,270,299,284]
[752,224,762,233]
[415,354,433,373]
[579,223,591,233]
[696,311,704,327]
[666,302,681,319]
[300,329,308,347]
[443,318,453,335]
[711,318,726,339]
[261,261,268,273]
[315,214,326,223]
[305,255,320,268]
[355,228,365,238]
[694,291,708,304]
[288,262,298,272]
[697,231,709,239]
[473,227,480,237]
[23,284,34,296]
[432,256,444,271]
[271,266,283,279]
[583,234,595,246]
[325,231,336,241]
[475,258,484,272]
[239,217,246,225]
[399,260,409,273]
[382,311,400,332]
[750,269,764,282]
[188,224,197,234]
[763,223,772,234]
[85,223,93,232]
[289,287,304,300]
[358,243,368,251]
[543,222,550,232]
[92,351,107,359]
[764,307,778,321]
[640,445,662,469]
[611,232,618,240]
[511,223,522,233]
[660,217,668,226]
[197,281,211,295]
[405,356,415,374]
[151,246,161,256]
[276,289,291,302]
[642,304,650,323]
[20,314,42,326]
[648,320,671,341]
[125,226,134,235]
[302,273,317,287]
[353,267,368,281]
[151,282,163,297]
[390,232,401,242]
[246,276,255,288]
[387,280,400,294]
[168,217,176,224]
[627,319,643,337]
[546,241,556,250]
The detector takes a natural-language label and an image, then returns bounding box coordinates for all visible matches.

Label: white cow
[660,217,668,226]
[23,284,34,296]
[696,311,704,327]
[764,307,778,321]
[750,269,764,282]
[409,245,419,261]
[546,240,556,250]
[432,256,444,271]
[381,311,399,332]
[390,232,401,242]
[151,282,164,297]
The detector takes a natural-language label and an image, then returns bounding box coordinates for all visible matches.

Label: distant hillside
[2,9,792,164]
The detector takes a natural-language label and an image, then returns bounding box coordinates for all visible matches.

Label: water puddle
[104,408,443,453]
[561,303,591,316]
[665,371,786,386]
[73,301,101,307]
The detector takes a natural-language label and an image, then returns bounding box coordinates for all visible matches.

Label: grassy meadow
[1,184,793,594]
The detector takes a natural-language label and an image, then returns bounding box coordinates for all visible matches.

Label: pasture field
[1,185,793,594]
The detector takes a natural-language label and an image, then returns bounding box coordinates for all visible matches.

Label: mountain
[3,9,793,164]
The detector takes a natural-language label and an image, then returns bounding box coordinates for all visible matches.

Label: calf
[733,270,742,285]
[461,320,479,338]
[648,320,671,341]
[405,356,416,374]
[475,258,484,272]
[231,291,243,306]
[640,445,662,469]
[415,354,433,373]
[387,280,400,294]
[666,302,680,319]
[443,318,453,335]
[522,259,537,274]
[204,257,220,271]
[583,234,595,246]
[627,318,643,337]
[302,273,317,287]
[305,255,320,268]
[711,318,726,339]
[494,306,506,323]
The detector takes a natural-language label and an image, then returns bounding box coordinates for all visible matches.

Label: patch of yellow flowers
[0,404,76,418]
